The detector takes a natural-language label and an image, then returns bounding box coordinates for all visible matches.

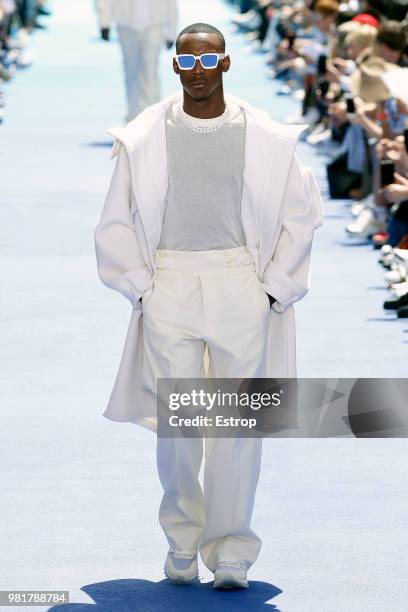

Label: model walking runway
[0,1,407,610]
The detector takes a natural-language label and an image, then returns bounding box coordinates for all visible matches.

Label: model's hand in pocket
[267,293,276,307]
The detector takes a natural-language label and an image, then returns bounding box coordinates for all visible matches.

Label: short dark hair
[377,20,406,52]
[176,22,226,53]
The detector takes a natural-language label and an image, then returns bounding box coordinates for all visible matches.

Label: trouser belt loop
[226,253,253,267]
[157,255,171,269]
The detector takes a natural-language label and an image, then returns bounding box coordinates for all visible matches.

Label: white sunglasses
[174,53,227,70]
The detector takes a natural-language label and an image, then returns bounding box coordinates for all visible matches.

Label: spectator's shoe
[384,268,405,286]
[293,88,305,101]
[346,207,384,238]
[307,127,332,146]
[397,305,408,318]
[37,6,52,16]
[351,202,365,217]
[16,47,35,68]
[394,248,408,275]
[378,245,394,268]
[350,194,374,217]
[276,83,292,95]
[164,552,199,585]
[14,28,30,49]
[391,281,408,297]
[213,561,249,589]
[383,292,408,310]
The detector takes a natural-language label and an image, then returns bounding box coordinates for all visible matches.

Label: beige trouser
[116,24,163,122]
[142,246,270,572]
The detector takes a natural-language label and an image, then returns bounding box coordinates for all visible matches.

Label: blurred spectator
[95,0,178,123]
[227,0,408,316]
[1,0,51,123]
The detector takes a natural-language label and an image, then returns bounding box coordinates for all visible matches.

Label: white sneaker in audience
[276,83,292,95]
[391,281,408,297]
[385,269,405,285]
[307,127,332,145]
[351,194,374,217]
[346,207,384,237]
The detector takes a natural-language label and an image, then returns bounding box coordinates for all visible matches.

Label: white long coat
[94,91,324,432]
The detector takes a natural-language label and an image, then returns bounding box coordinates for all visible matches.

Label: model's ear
[173,58,180,75]
[222,55,231,73]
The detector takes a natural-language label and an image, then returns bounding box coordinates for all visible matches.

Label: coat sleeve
[94,0,112,29]
[94,143,153,308]
[260,153,324,313]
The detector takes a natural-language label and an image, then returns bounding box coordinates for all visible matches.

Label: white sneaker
[394,248,408,263]
[213,561,249,589]
[293,88,305,101]
[384,269,405,285]
[391,280,408,297]
[382,253,395,268]
[351,202,365,217]
[307,127,332,145]
[276,83,292,95]
[350,194,374,217]
[164,552,199,585]
[346,207,384,237]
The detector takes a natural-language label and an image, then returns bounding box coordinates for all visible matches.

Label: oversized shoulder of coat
[106,90,309,159]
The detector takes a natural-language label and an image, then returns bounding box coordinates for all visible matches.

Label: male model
[94,22,323,589]
[95,0,178,121]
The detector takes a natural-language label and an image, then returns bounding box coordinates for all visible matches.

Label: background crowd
[227,0,408,318]
[3,0,408,319]
[0,0,51,123]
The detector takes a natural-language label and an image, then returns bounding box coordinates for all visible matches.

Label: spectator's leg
[387,216,408,247]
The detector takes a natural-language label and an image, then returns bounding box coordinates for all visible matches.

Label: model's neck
[182,87,226,119]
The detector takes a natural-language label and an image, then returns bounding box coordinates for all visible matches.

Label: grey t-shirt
[158,100,246,251]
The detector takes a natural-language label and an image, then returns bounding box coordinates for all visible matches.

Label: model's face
[173,33,230,101]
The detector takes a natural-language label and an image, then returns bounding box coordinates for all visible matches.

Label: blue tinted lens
[178,55,195,69]
[200,53,218,68]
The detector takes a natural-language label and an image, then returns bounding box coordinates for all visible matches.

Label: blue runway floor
[1,1,407,611]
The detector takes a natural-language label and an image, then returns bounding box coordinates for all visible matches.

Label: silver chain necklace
[174,101,233,133]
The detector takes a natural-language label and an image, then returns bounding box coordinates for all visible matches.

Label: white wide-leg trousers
[116,24,163,122]
[142,246,270,573]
